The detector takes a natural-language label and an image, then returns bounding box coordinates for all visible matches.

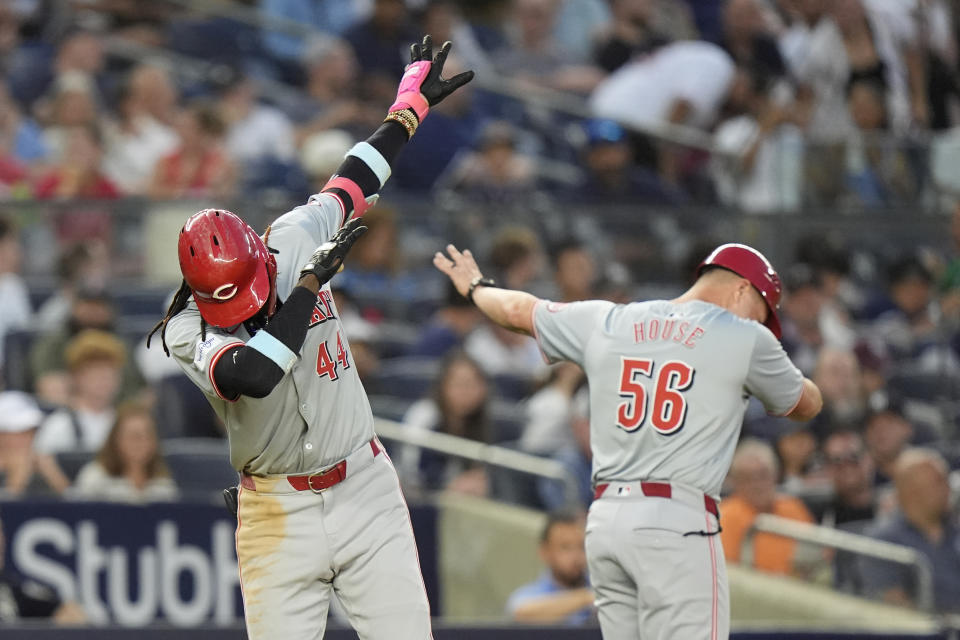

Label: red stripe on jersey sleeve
[529,299,551,365]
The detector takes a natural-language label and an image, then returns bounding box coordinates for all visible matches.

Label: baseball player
[146,37,473,640]
[434,243,823,640]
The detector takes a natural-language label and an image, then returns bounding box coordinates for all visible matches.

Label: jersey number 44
[616,357,695,436]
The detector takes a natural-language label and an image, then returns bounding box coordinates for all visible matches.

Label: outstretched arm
[433,244,540,336]
[321,35,474,220]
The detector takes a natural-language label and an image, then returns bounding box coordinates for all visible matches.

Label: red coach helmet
[178,209,276,328]
[696,243,782,339]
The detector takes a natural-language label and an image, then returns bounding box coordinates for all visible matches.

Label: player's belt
[241,438,382,493]
[593,481,719,519]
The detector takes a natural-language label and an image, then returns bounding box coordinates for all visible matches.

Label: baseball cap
[0,391,44,434]
[583,119,626,146]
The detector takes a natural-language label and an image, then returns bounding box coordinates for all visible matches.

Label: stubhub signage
[0,500,243,626]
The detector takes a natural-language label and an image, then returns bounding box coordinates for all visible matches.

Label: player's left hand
[390,35,475,121]
[299,218,368,285]
[433,244,483,298]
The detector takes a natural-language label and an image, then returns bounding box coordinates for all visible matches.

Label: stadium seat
[56,451,96,482]
[163,438,237,497]
[3,329,38,391]
[370,357,441,400]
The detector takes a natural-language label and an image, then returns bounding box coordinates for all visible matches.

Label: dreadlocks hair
[146,225,275,357]
[146,279,197,357]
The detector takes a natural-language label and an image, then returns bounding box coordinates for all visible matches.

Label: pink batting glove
[389,60,432,121]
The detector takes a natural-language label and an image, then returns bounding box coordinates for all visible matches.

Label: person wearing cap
[434,241,821,639]
[32,329,126,494]
[574,118,683,205]
[0,391,44,495]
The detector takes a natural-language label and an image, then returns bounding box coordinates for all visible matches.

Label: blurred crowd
[1,0,960,625]
[0,0,959,208]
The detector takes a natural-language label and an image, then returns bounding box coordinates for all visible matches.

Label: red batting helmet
[696,243,782,339]
[178,209,277,328]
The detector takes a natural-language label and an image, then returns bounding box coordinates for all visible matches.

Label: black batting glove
[409,34,474,107]
[299,218,368,285]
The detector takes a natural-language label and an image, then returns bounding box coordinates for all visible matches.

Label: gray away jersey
[533,299,804,498]
[164,193,374,475]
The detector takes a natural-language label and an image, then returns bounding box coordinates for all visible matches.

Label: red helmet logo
[696,243,783,339]
[178,209,275,328]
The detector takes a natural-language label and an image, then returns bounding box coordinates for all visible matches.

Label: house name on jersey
[633,319,704,348]
[308,290,338,327]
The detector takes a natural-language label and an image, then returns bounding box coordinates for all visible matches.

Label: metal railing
[373,418,580,509]
[743,514,935,613]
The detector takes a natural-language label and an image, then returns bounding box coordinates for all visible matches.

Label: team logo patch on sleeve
[194,337,216,370]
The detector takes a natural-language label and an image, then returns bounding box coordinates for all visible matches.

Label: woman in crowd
[399,350,492,496]
[72,401,177,503]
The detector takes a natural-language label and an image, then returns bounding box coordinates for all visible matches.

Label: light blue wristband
[246,330,298,374]
[346,142,391,188]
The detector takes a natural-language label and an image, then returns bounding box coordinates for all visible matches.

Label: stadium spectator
[775,423,822,495]
[506,510,594,624]
[552,0,610,64]
[712,67,803,213]
[592,0,669,73]
[0,216,31,371]
[721,0,788,84]
[535,389,593,510]
[30,289,142,406]
[844,76,917,206]
[72,401,178,503]
[398,351,492,496]
[465,320,547,378]
[38,71,101,162]
[126,63,179,129]
[344,0,418,99]
[779,0,830,77]
[551,239,597,303]
[720,439,816,576]
[34,123,119,199]
[863,401,913,486]
[102,67,179,195]
[860,448,960,612]
[493,0,604,94]
[293,35,380,140]
[409,282,483,358]
[864,254,950,374]
[260,0,362,67]
[148,101,236,200]
[808,347,866,439]
[795,0,916,137]
[818,429,877,527]
[590,40,736,183]
[575,118,683,205]
[0,391,44,495]
[0,511,86,624]
[519,362,584,456]
[780,264,826,375]
[488,226,545,292]
[446,120,537,205]
[32,329,126,494]
[418,0,495,77]
[0,82,47,169]
[34,241,109,333]
[220,74,296,167]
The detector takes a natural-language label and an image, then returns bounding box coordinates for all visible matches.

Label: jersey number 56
[616,357,695,435]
